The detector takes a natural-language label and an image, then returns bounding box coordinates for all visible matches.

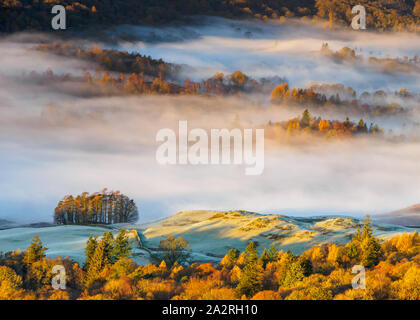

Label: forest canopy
[1,0,419,33]
[54,189,139,225]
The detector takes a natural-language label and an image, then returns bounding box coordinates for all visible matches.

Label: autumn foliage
[1,216,419,300]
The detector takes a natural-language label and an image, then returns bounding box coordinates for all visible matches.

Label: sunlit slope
[135,210,414,259]
[0,211,416,266]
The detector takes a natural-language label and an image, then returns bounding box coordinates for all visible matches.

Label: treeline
[25,66,278,97]
[54,190,139,225]
[267,110,383,139]
[270,82,407,117]
[1,217,419,300]
[320,43,420,74]
[1,0,419,33]
[201,71,281,96]
[36,43,180,80]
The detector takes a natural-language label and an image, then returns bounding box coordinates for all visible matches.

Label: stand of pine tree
[54,189,138,225]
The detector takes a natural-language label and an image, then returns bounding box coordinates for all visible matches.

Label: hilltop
[126,210,415,263]
[1,210,415,265]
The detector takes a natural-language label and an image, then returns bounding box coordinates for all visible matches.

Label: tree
[237,242,263,297]
[85,240,108,288]
[282,260,305,287]
[102,232,115,264]
[346,241,360,260]
[259,245,278,267]
[357,119,367,133]
[270,83,289,103]
[299,258,313,276]
[0,266,22,291]
[244,241,258,264]
[301,109,311,127]
[157,236,190,267]
[361,215,373,239]
[361,236,381,268]
[113,230,132,261]
[350,215,381,268]
[267,244,279,262]
[231,71,248,86]
[84,235,98,271]
[220,248,239,269]
[259,248,270,268]
[23,235,47,265]
[0,266,23,299]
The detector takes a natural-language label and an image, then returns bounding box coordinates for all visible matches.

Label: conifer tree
[301,109,311,127]
[237,242,262,297]
[113,230,132,261]
[349,215,381,268]
[361,236,381,268]
[85,240,107,288]
[267,244,279,262]
[259,248,270,268]
[23,235,47,265]
[102,232,115,264]
[227,248,239,263]
[84,235,98,271]
[362,215,373,239]
[244,241,258,264]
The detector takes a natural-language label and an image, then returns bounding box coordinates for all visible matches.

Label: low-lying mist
[0,18,419,223]
[108,17,420,92]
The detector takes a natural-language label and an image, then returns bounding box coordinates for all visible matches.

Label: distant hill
[0,219,18,230]
[374,204,420,227]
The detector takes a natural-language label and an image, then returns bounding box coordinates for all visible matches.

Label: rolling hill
[374,204,420,227]
[0,210,417,265]
[125,210,416,263]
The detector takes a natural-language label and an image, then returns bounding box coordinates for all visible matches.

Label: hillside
[0,211,415,265]
[0,219,18,230]
[374,204,420,227]
[127,210,415,263]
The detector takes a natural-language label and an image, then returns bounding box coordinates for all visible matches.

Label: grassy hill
[127,210,415,263]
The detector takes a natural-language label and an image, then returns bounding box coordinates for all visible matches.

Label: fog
[0,18,420,223]
[108,17,420,92]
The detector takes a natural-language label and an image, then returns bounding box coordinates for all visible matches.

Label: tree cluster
[54,189,139,225]
[267,110,383,139]
[36,43,179,80]
[270,82,407,118]
[320,43,420,74]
